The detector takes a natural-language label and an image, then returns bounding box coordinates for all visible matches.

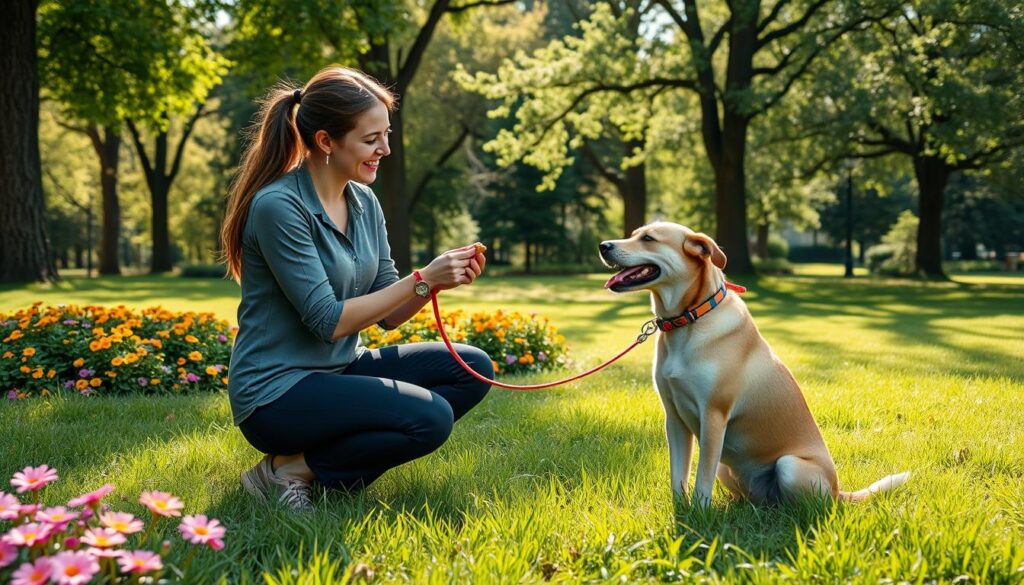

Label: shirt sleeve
[249,192,343,344]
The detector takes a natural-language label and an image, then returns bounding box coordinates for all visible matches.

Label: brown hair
[220,66,397,282]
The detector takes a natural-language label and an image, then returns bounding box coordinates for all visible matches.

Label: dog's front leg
[665,412,693,499]
[693,409,728,507]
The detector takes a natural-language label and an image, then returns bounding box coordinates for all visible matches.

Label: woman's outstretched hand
[421,243,487,292]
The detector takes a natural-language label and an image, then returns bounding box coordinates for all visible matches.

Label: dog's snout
[599,241,614,254]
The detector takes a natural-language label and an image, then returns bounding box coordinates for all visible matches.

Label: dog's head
[599,222,726,294]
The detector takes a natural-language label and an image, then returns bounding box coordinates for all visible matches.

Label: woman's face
[334,102,391,185]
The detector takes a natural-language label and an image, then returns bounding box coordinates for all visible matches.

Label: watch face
[415,281,430,297]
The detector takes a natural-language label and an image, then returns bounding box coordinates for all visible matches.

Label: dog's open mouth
[604,264,661,291]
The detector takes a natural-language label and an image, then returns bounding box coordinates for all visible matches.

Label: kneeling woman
[221,67,493,512]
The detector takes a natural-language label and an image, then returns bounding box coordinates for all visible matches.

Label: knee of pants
[459,345,495,396]
[413,398,455,453]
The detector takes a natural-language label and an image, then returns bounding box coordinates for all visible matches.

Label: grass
[2,265,1023,582]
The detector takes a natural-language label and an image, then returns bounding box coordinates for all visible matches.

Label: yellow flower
[99,339,111,350]
[157,331,170,339]
[19,365,30,374]
[188,351,202,362]
[47,369,55,379]
[136,347,148,356]
[111,357,124,366]
[22,347,35,357]
[2,351,12,359]
[221,376,229,385]
[150,378,161,385]
[409,334,422,343]
[89,341,101,352]
[123,353,138,364]
[206,366,218,376]
[185,335,199,344]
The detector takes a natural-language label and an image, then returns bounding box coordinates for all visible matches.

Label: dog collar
[656,282,746,331]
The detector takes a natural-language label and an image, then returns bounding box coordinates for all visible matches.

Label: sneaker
[241,455,315,513]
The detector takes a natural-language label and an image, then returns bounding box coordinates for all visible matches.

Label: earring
[326,153,330,166]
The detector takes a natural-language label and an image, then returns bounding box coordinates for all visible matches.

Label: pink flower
[63,537,80,549]
[16,504,39,518]
[35,506,78,526]
[67,484,113,508]
[10,465,58,493]
[81,527,126,549]
[49,551,99,585]
[208,537,225,551]
[117,550,163,574]
[138,491,183,517]
[0,541,17,568]
[2,523,52,547]
[85,547,122,559]
[11,557,52,585]
[178,515,226,548]
[0,492,20,520]
[99,511,143,534]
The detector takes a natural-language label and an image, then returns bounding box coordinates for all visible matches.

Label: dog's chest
[654,337,719,431]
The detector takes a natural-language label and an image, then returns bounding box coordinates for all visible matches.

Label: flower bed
[361,308,568,376]
[1,303,234,399]
[0,465,225,583]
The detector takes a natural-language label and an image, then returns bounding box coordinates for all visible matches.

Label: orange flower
[221,376,229,385]
[89,341,102,352]
[149,378,161,385]
[75,380,89,391]
[111,357,124,366]
[47,369,55,379]
[185,335,199,344]
[188,351,202,362]
[73,358,85,367]
[123,353,138,364]
[2,351,12,359]
[32,368,44,379]
[19,365,30,374]
[177,357,186,366]
[22,347,36,357]
[205,366,218,376]
[90,378,102,387]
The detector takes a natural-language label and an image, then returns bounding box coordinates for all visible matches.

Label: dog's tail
[839,471,910,502]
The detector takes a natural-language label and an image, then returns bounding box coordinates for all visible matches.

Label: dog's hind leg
[716,464,746,500]
[774,455,837,501]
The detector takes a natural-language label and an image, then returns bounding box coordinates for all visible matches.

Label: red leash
[430,291,658,391]
[430,281,745,391]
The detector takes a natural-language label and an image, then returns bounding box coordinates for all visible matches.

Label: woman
[220,66,493,512]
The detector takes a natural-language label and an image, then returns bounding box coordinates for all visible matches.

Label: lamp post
[844,160,855,278]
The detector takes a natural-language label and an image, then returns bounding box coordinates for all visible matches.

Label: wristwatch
[413,270,431,298]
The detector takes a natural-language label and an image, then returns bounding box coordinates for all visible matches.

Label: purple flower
[217,334,228,343]
[537,351,547,362]
[79,368,94,378]
[82,322,92,328]
[185,373,200,383]
[6,390,17,401]
[505,354,516,365]
[63,319,79,326]
[161,365,172,373]
[214,364,225,372]
[137,377,149,386]
[64,380,76,388]
[79,388,91,397]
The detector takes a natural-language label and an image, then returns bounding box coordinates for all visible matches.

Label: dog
[599,222,908,506]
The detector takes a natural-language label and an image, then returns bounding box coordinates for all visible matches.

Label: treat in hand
[474,243,487,255]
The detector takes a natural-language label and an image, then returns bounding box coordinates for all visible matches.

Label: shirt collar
[294,165,365,227]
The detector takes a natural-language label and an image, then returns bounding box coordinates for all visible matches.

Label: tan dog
[599,222,908,506]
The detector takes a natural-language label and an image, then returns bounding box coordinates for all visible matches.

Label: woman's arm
[332,246,481,340]
[377,249,485,330]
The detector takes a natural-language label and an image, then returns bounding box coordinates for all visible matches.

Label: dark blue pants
[239,342,493,491]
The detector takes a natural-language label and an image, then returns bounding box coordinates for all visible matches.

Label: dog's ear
[683,233,727,269]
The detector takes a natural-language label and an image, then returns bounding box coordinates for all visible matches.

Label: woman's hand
[421,243,487,292]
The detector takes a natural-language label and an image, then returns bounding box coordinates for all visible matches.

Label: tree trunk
[93,126,122,276]
[712,122,754,274]
[149,174,172,272]
[913,156,950,278]
[756,222,769,259]
[621,139,647,236]
[0,0,58,283]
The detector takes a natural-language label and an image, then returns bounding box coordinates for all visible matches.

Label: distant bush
[944,259,1004,273]
[179,264,227,278]
[1,304,234,399]
[788,245,844,263]
[764,234,790,260]
[866,211,918,275]
[753,257,795,275]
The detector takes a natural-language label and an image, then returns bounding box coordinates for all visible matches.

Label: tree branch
[408,124,472,212]
[168,104,206,185]
[756,0,829,48]
[758,0,793,33]
[446,0,516,13]
[125,119,155,184]
[580,140,626,189]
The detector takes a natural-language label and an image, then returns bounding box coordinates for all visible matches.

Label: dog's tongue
[605,266,646,289]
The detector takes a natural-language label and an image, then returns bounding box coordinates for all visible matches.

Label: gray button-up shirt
[228,165,399,425]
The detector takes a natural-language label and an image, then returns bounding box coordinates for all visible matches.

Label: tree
[38,0,226,275]
[459,0,887,274]
[807,0,1024,277]
[229,0,517,274]
[0,0,57,283]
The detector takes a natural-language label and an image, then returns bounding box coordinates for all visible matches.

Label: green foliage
[866,210,919,275]
[179,264,229,278]
[0,303,233,398]
[38,0,229,130]
[361,307,568,376]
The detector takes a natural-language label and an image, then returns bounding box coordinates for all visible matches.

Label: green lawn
[2,266,1023,582]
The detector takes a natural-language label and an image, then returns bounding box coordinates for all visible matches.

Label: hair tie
[292,89,302,105]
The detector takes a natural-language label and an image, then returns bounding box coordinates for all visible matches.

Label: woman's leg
[240,371,456,491]
[342,342,493,421]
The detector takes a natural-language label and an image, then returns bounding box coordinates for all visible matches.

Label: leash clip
[636,319,658,343]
